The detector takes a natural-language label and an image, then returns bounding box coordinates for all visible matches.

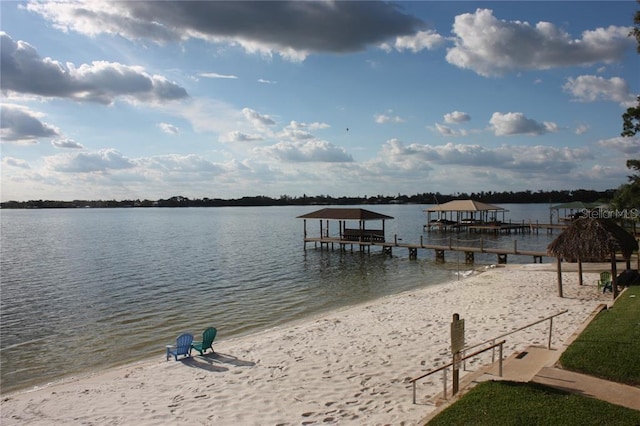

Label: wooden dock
[424,221,568,235]
[303,235,548,264]
[298,208,566,264]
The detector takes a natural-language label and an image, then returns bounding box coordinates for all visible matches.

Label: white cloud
[0,104,60,143]
[285,121,330,131]
[254,140,353,163]
[164,98,244,135]
[45,149,136,173]
[563,75,636,107]
[2,157,31,169]
[575,124,589,135]
[489,112,557,136]
[158,122,180,135]
[52,139,84,149]
[443,111,470,124]
[258,78,276,84]
[278,128,314,141]
[1,32,188,104]
[220,131,264,143]
[380,140,509,168]
[376,139,591,176]
[242,107,276,127]
[598,136,640,154]
[433,123,467,137]
[446,9,632,77]
[199,72,238,79]
[141,154,224,174]
[385,30,446,53]
[26,1,424,62]
[374,112,405,124]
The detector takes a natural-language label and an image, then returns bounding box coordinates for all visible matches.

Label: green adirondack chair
[192,327,217,355]
[597,271,612,293]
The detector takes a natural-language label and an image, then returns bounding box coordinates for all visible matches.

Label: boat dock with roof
[425,200,533,234]
[297,207,548,264]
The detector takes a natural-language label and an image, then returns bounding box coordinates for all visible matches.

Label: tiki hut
[547,218,639,298]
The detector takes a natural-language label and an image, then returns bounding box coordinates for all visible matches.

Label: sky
[1,1,639,202]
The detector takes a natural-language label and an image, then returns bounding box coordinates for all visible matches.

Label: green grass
[427,286,640,425]
[559,286,640,385]
[427,380,640,426]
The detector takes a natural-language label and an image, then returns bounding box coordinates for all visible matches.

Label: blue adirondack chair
[166,333,193,361]
[192,327,217,355]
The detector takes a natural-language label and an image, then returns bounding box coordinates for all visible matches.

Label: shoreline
[1,264,614,425]
[1,263,476,396]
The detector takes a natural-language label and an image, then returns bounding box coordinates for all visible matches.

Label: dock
[425,221,568,235]
[422,200,571,235]
[303,235,548,264]
[298,207,556,264]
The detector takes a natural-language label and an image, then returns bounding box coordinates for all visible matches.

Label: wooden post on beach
[556,257,564,298]
[451,313,465,396]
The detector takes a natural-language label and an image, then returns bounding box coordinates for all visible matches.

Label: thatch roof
[297,208,393,221]
[425,199,505,213]
[547,218,638,260]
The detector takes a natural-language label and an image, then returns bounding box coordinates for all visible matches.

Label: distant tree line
[0,188,616,209]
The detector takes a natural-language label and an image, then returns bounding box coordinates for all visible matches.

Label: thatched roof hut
[547,218,639,298]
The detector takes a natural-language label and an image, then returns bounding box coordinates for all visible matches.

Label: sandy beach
[1,264,613,425]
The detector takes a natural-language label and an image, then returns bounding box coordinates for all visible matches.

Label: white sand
[1,264,613,425]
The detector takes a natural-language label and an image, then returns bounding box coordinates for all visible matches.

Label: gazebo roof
[547,217,638,260]
[297,208,393,221]
[425,200,506,213]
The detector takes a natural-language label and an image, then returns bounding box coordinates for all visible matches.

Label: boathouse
[549,201,605,224]
[425,200,507,231]
[297,208,393,243]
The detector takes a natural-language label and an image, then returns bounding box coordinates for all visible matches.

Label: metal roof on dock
[425,200,506,212]
[297,208,393,220]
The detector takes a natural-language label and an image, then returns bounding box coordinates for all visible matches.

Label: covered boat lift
[425,200,508,231]
[549,201,606,224]
[297,208,393,243]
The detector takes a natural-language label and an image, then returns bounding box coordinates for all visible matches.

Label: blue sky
[1,1,638,202]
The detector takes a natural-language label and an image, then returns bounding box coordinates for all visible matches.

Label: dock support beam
[465,252,474,264]
[409,248,418,260]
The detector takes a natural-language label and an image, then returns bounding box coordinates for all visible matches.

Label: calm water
[0,204,556,394]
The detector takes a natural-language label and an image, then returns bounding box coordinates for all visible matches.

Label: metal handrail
[410,339,506,404]
[462,309,568,369]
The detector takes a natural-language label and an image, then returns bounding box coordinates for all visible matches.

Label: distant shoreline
[0,188,615,209]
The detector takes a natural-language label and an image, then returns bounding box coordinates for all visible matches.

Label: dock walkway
[425,221,569,234]
[304,236,548,264]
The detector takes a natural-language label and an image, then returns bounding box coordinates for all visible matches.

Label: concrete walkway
[482,345,640,411]
[532,366,640,411]
[421,302,640,424]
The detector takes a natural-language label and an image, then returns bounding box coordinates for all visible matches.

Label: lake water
[0,204,557,394]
